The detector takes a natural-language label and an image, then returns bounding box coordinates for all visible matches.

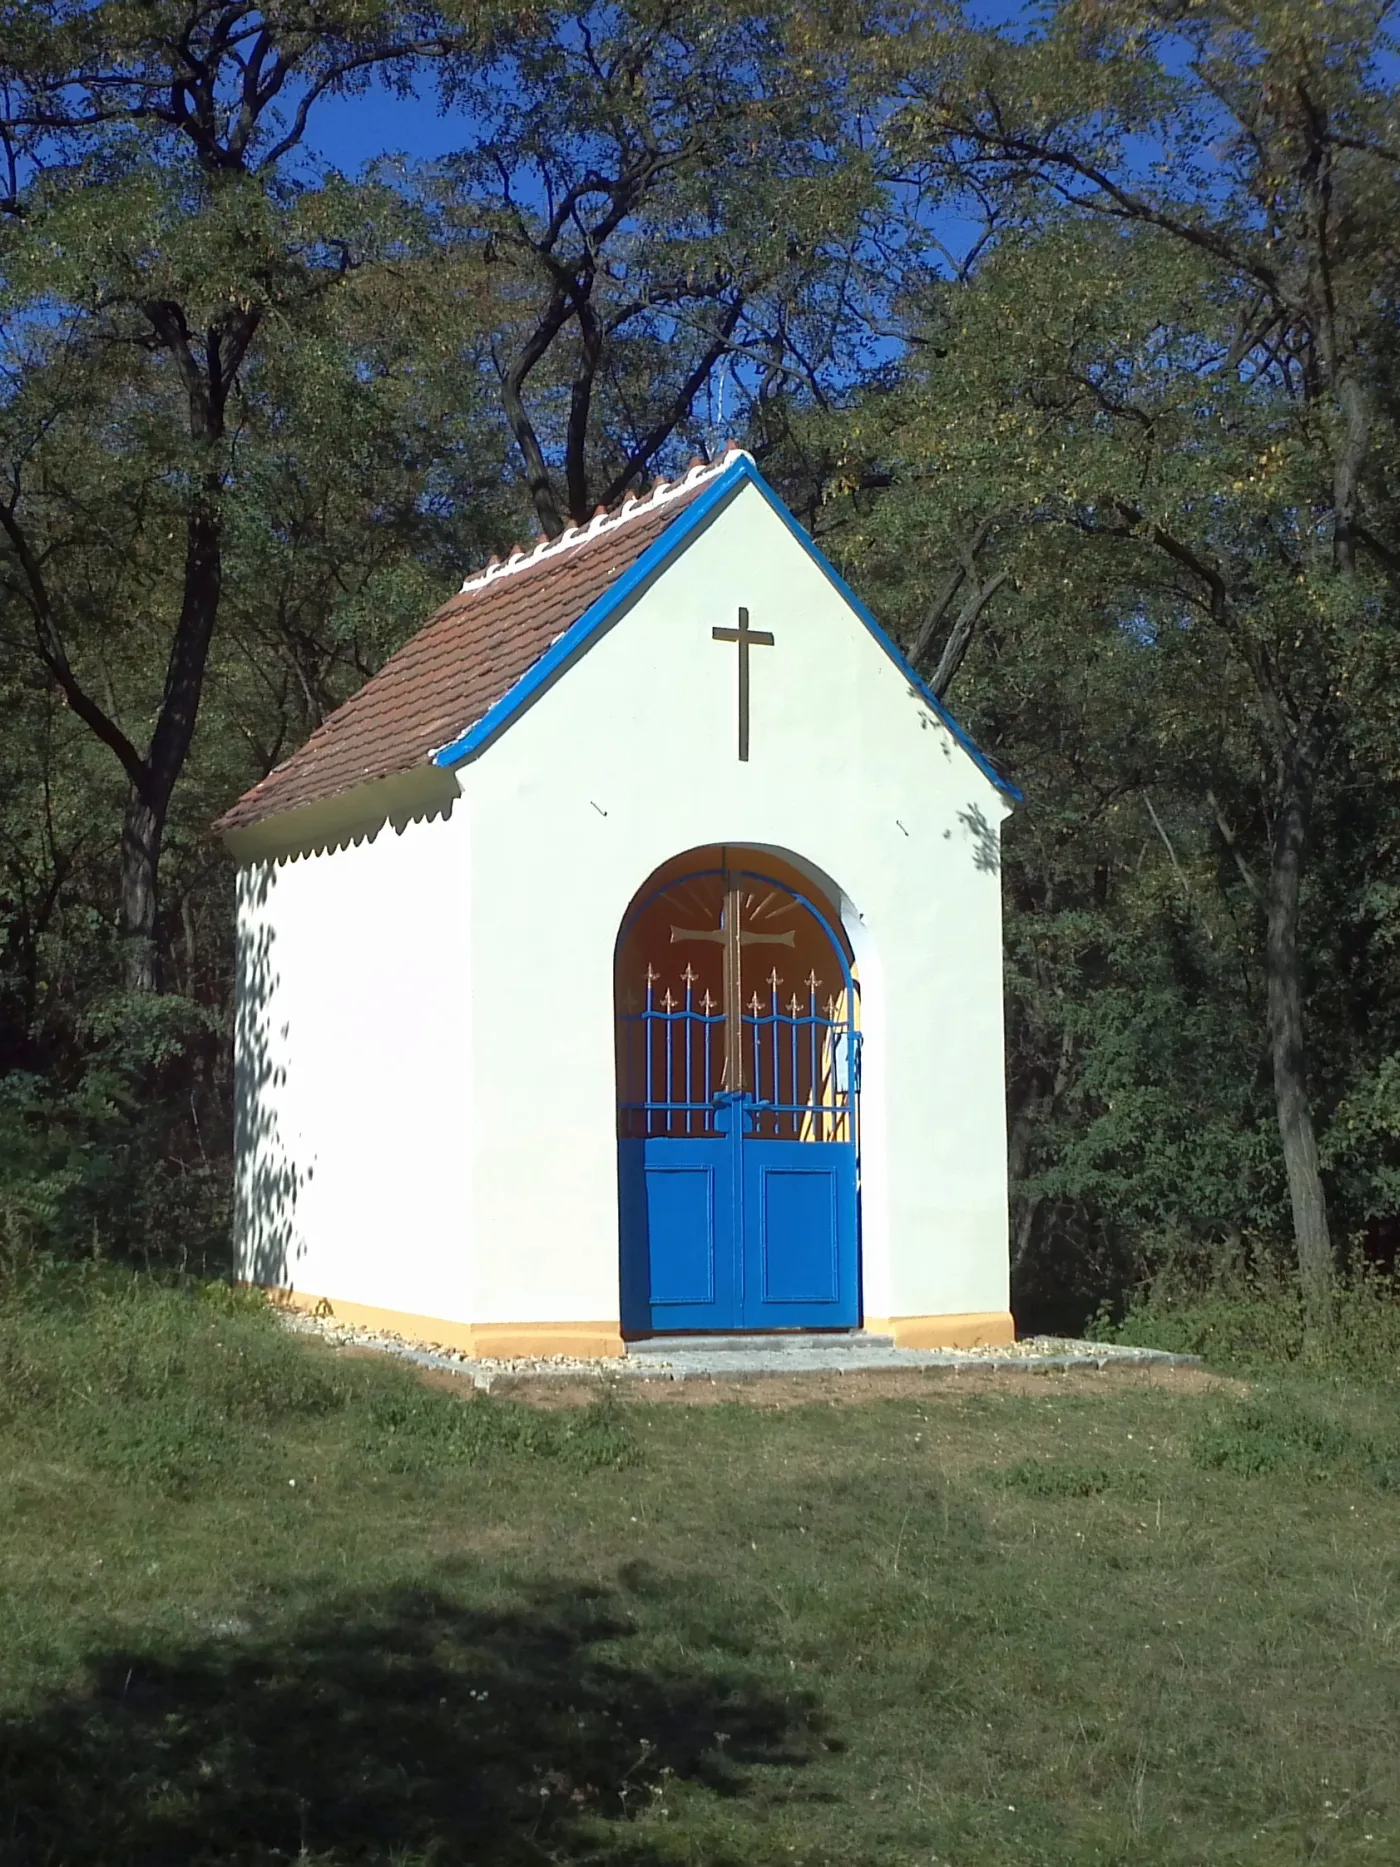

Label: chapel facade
[218,446,1018,1355]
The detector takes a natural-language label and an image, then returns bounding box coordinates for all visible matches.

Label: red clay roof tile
[216,462,731,835]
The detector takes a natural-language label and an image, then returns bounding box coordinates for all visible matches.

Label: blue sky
[307,1,1044,173]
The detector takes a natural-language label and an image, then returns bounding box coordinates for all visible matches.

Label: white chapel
[218,446,1019,1356]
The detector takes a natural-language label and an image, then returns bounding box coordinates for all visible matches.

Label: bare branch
[946,107,1291,308]
[0,499,148,791]
[1206,788,1263,905]
[928,569,1010,698]
[600,297,745,507]
[499,287,573,536]
[908,513,996,666]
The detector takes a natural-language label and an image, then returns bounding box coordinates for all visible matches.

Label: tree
[870,0,1400,1311]
[427,0,876,535]
[0,0,498,990]
[0,236,511,1266]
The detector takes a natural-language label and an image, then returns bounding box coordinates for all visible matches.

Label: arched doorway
[615,847,860,1335]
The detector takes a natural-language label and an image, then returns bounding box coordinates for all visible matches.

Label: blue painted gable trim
[430,457,752,770]
[432,455,1021,801]
[736,465,1023,803]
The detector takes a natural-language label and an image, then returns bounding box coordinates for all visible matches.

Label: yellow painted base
[260,1287,626,1360]
[470,1320,626,1360]
[864,1311,1016,1350]
[256,1289,1011,1359]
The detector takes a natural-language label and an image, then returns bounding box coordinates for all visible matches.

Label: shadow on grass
[3,1572,819,1865]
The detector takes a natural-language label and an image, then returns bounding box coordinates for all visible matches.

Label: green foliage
[1102,1269,1400,1382]
[0,996,229,1273]
[999,1459,1115,1499]
[428,0,875,531]
[799,0,1400,1319]
[1,0,1399,1332]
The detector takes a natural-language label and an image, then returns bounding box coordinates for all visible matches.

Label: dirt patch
[406,1361,1244,1408]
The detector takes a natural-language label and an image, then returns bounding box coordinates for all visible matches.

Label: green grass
[2,1273,1399,1865]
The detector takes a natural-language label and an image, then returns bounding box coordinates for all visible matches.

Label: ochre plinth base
[261,1287,626,1360]
[864,1311,1016,1350]
[256,1290,1013,1359]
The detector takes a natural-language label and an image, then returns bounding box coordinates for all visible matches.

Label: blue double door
[619,1092,859,1334]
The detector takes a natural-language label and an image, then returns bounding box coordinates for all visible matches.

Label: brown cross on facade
[671,874,794,1089]
[712,606,774,762]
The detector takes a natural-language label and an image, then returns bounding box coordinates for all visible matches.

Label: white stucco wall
[459,477,1011,1329]
[234,797,472,1320]
[233,474,1011,1335]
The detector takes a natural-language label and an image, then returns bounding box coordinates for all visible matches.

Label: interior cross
[670,874,794,1089]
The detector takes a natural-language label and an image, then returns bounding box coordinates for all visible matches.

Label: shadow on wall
[233,861,305,1293]
[2,1573,820,1865]
[956,803,1000,876]
[232,796,460,1294]
[907,684,1009,877]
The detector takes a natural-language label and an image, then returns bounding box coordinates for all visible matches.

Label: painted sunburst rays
[616,868,851,1026]
[615,863,860,1148]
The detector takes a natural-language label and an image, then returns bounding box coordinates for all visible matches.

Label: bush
[1097,1266,1400,1381]
[1000,1460,1114,1499]
[0,992,231,1281]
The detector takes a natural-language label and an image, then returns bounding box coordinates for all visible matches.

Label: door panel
[618,1137,736,1332]
[742,1140,855,1327]
[621,1120,857,1336]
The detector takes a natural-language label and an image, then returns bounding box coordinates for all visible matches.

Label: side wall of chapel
[234,800,474,1330]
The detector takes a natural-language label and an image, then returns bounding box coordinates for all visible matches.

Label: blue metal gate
[617,865,860,1335]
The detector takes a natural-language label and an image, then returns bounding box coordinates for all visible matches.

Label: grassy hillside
[1,1272,1397,1865]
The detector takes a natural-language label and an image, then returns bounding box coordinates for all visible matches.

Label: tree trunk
[1265,744,1333,1314]
[119,495,223,993]
[1007,1025,1074,1273]
[120,788,163,994]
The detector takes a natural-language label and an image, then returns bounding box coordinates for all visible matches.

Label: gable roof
[217,446,1017,837]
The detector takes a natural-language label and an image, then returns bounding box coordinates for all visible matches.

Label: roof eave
[219,762,460,861]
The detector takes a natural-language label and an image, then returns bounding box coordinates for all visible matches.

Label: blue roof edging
[431,453,1021,802]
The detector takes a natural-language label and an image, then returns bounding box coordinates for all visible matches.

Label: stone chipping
[277,1308,1199,1391]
